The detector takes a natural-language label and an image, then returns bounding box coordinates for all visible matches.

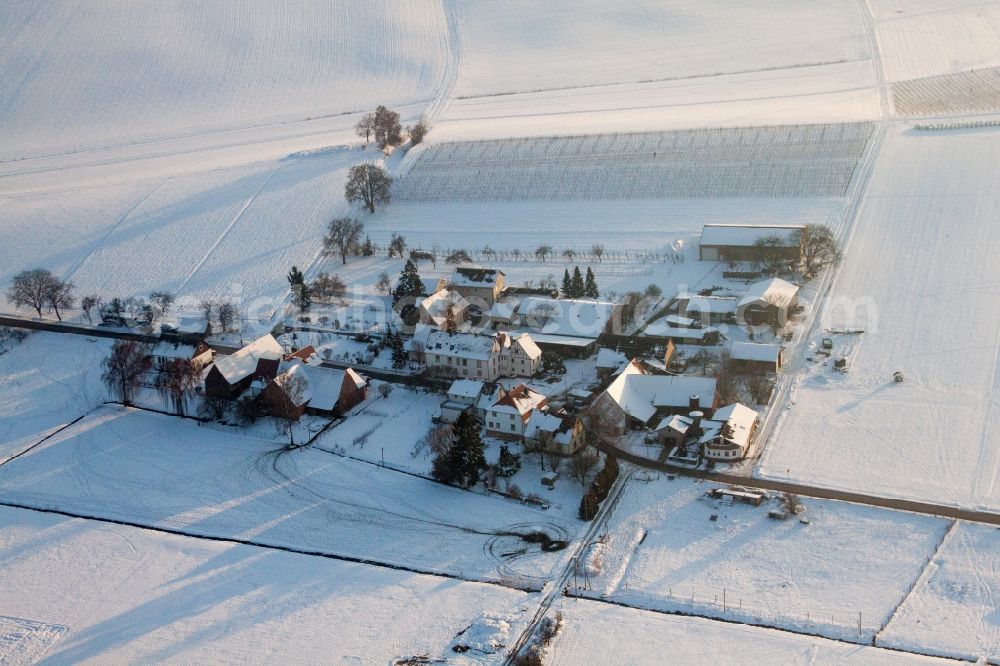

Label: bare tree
[345,164,392,213]
[591,244,604,262]
[407,118,429,145]
[792,224,842,278]
[311,272,347,302]
[355,113,376,142]
[535,245,553,262]
[149,291,175,323]
[7,269,57,317]
[102,340,152,406]
[44,277,74,321]
[689,349,715,376]
[272,371,308,447]
[81,295,100,323]
[218,301,237,333]
[744,373,776,404]
[375,271,392,294]
[156,357,199,416]
[715,368,740,404]
[569,446,599,485]
[388,233,407,257]
[199,299,215,325]
[751,235,787,275]
[323,217,365,265]
[562,248,576,261]
[372,105,402,149]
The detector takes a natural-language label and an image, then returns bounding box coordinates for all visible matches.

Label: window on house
[511,424,516,432]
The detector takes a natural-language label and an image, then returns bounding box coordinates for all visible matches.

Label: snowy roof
[516,297,616,340]
[489,299,518,320]
[731,342,782,363]
[159,313,209,335]
[643,322,715,339]
[683,295,739,314]
[490,384,547,416]
[213,334,283,383]
[527,332,596,347]
[524,411,563,439]
[596,347,629,370]
[656,413,694,433]
[738,278,800,309]
[702,403,759,451]
[700,224,803,248]
[514,334,542,360]
[448,379,485,400]
[420,289,469,327]
[150,342,199,360]
[604,372,717,423]
[665,314,696,327]
[423,329,499,361]
[274,362,365,412]
[450,266,504,288]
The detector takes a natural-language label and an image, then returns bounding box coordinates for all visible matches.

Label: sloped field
[394,123,875,201]
[892,67,1000,116]
[0,1,447,160]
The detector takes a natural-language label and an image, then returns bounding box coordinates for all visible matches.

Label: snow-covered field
[892,67,1000,117]
[577,476,949,642]
[434,0,878,138]
[1,150,357,305]
[0,505,527,664]
[547,598,957,666]
[758,126,1000,512]
[0,332,110,463]
[0,406,576,584]
[0,1,446,161]
[880,522,1000,662]
[395,124,875,201]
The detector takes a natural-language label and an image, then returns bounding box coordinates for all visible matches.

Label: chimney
[689,394,700,410]
[688,410,704,434]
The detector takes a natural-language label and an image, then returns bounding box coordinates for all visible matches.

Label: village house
[736,277,800,327]
[514,296,620,357]
[596,360,718,431]
[260,359,367,421]
[654,402,759,462]
[148,340,214,373]
[596,347,629,384]
[438,378,486,423]
[419,289,469,329]
[448,266,506,307]
[730,341,784,373]
[698,224,803,262]
[482,384,548,440]
[412,328,542,380]
[676,292,739,325]
[204,334,284,399]
[524,410,586,455]
[159,313,211,344]
[700,403,760,461]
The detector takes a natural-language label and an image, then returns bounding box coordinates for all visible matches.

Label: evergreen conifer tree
[570,266,585,297]
[584,267,599,298]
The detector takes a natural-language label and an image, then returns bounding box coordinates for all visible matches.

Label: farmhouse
[736,277,800,327]
[261,361,367,421]
[524,411,585,455]
[698,224,803,262]
[676,292,739,324]
[419,289,469,329]
[448,266,506,307]
[439,378,486,423]
[413,329,541,380]
[597,360,718,430]
[482,384,548,441]
[204,334,284,399]
[159,314,211,344]
[700,403,760,461]
[516,296,619,356]
[731,341,784,373]
[148,340,214,372]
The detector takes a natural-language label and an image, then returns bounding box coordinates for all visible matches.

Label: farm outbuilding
[736,278,800,327]
[698,224,803,262]
[730,342,784,373]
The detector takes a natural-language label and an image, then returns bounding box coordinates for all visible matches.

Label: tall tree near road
[372,105,403,149]
[156,357,199,417]
[345,164,393,213]
[44,277,75,321]
[323,217,365,265]
[7,268,58,318]
[793,224,842,278]
[102,340,152,406]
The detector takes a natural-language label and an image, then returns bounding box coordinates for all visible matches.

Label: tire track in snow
[61,177,170,283]
[173,164,283,296]
[424,0,463,123]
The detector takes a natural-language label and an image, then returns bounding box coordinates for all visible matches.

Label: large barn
[698,224,803,262]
